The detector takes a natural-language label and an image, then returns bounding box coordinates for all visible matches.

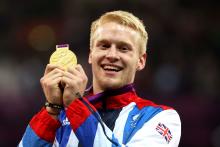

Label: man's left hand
[61,64,88,106]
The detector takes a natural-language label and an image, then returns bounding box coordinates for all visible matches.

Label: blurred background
[0,0,219,146]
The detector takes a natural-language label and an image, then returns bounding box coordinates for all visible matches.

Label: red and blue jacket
[19,84,181,147]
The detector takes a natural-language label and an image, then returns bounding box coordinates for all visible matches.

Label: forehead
[93,22,140,45]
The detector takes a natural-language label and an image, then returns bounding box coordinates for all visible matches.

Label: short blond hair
[90,10,148,55]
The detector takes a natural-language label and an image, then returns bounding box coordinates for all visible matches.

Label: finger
[61,75,81,88]
[45,68,65,79]
[66,64,87,79]
[75,64,88,83]
[44,64,65,75]
[47,77,62,86]
[41,73,63,87]
[67,66,81,76]
[62,71,80,81]
[41,71,63,86]
[46,71,63,81]
[75,64,87,77]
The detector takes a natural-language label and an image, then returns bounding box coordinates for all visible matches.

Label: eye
[101,43,110,49]
[119,45,130,52]
[97,42,111,50]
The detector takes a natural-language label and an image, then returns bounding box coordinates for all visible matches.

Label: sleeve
[126,109,181,147]
[66,99,181,147]
[19,107,61,147]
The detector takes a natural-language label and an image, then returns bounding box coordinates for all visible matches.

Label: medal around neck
[49,44,77,70]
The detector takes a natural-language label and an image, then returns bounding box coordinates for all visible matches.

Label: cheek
[93,51,107,62]
[124,54,139,68]
[89,52,103,69]
[124,58,139,76]
[88,52,97,64]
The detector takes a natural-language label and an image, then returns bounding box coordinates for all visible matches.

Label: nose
[105,45,119,62]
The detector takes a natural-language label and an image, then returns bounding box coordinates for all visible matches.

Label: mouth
[101,64,123,72]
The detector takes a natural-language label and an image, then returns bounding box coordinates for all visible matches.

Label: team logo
[62,117,70,126]
[156,122,172,143]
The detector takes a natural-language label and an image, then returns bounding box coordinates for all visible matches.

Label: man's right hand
[40,64,64,117]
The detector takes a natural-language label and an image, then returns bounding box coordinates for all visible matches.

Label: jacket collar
[85,84,138,109]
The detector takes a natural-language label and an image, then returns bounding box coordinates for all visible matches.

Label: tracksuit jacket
[19,84,181,147]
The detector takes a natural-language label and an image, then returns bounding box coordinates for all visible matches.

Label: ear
[88,50,92,64]
[136,53,147,71]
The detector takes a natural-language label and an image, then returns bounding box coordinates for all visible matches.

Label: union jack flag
[156,122,172,143]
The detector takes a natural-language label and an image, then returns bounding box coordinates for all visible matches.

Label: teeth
[103,65,121,71]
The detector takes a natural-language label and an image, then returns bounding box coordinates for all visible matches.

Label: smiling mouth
[101,64,123,72]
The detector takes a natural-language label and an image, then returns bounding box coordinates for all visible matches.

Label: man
[19,10,181,147]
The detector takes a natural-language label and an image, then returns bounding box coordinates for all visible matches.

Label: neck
[92,82,134,95]
[92,84,103,95]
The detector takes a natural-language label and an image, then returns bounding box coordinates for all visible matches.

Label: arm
[125,109,181,147]
[19,64,65,146]
[19,108,61,147]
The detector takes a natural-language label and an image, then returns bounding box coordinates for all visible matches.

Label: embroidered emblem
[130,114,140,128]
[62,117,70,126]
[132,114,139,121]
[156,122,172,143]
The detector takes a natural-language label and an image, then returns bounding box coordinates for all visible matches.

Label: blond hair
[90,10,148,55]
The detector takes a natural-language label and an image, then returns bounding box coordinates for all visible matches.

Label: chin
[101,80,124,90]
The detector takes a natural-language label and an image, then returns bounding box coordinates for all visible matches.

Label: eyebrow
[96,39,133,49]
[96,39,109,44]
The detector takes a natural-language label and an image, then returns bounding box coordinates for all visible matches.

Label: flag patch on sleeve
[156,122,173,143]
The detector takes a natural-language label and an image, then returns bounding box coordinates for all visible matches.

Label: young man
[19,10,181,147]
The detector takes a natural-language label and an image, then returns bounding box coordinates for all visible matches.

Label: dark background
[0,0,219,146]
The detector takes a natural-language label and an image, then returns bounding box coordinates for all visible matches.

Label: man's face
[89,22,146,94]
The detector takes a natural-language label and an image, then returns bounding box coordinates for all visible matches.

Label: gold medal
[49,44,77,70]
